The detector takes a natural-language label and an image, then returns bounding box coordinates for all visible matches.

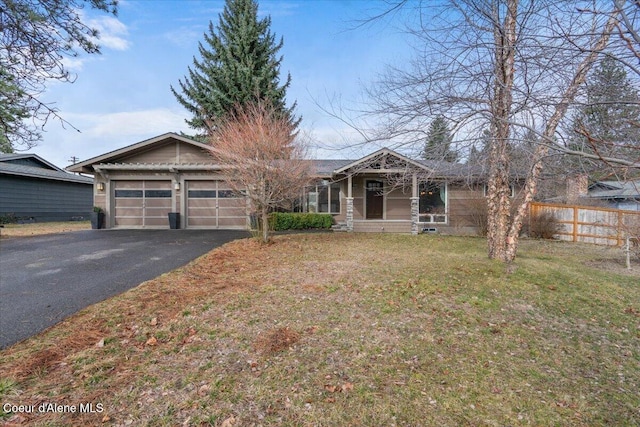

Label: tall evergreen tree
[567,56,640,177]
[423,116,457,162]
[171,0,298,139]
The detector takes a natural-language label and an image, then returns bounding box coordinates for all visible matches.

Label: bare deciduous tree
[339,0,636,264]
[207,101,310,243]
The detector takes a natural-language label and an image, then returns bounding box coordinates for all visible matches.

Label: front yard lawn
[1,234,638,426]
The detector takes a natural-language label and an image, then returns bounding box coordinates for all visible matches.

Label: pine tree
[567,57,640,177]
[423,116,457,162]
[171,0,298,138]
[0,68,32,153]
[1,0,118,151]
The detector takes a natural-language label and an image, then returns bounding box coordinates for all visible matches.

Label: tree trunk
[261,209,270,243]
[486,0,518,262]
[502,9,620,263]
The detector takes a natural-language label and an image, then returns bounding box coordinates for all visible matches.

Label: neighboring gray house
[0,153,93,222]
[587,180,640,211]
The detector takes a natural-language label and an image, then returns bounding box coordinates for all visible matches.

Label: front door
[366,180,384,219]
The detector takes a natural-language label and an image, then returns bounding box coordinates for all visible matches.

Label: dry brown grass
[253,327,302,355]
[0,221,89,238]
[0,234,638,426]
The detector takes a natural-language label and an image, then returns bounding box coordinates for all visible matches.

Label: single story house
[0,153,93,222]
[67,132,507,234]
[587,180,640,211]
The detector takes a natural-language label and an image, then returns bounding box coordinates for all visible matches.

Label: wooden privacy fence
[529,202,640,246]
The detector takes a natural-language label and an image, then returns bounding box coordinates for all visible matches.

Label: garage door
[113,180,172,228]
[186,181,246,229]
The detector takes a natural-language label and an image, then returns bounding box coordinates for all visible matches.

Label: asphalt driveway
[0,229,248,349]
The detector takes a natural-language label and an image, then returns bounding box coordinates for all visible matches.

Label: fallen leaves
[323,382,354,394]
[220,415,237,427]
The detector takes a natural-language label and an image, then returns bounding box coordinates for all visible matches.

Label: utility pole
[68,156,80,175]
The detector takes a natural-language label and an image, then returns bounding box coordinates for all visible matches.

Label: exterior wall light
[97,182,105,191]
[174,182,180,191]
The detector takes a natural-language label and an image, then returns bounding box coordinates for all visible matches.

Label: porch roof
[315,147,471,180]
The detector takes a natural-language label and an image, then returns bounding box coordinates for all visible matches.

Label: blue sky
[33,0,414,169]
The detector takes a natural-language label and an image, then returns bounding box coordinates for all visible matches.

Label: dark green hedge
[269,212,334,230]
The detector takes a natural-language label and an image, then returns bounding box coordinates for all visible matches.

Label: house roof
[311,159,353,177]
[66,132,212,174]
[64,132,484,181]
[588,179,640,200]
[0,153,93,184]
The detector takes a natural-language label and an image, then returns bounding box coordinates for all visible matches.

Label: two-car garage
[112,179,246,229]
[67,133,251,230]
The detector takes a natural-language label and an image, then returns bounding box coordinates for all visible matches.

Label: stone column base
[411,197,419,235]
[346,197,354,232]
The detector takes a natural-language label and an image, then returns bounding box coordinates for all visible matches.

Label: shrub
[467,199,488,236]
[269,212,333,231]
[0,213,18,225]
[529,211,562,239]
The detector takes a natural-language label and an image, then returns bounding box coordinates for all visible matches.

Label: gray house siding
[1,153,94,222]
[0,175,93,222]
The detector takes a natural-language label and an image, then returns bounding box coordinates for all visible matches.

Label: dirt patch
[254,326,302,355]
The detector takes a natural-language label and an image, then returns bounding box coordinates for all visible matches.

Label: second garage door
[186,181,246,229]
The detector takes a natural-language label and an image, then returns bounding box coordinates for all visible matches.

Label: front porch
[307,149,450,235]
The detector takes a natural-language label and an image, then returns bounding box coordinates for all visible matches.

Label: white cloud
[89,16,130,51]
[163,27,203,48]
[259,2,300,18]
[36,109,190,168]
[75,109,189,138]
[60,56,87,72]
[57,14,129,72]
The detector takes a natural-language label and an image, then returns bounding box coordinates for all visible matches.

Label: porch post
[346,175,354,232]
[411,173,419,235]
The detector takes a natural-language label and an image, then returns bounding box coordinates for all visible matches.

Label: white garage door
[113,180,173,228]
[186,181,246,229]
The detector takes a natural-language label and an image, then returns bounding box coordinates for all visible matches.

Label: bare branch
[206,101,311,243]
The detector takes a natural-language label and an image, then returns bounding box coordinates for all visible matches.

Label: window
[188,190,217,198]
[307,181,341,214]
[145,190,172,198]
[217,190,238,198]
[114,189,143,198]
[419,182,447,223]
